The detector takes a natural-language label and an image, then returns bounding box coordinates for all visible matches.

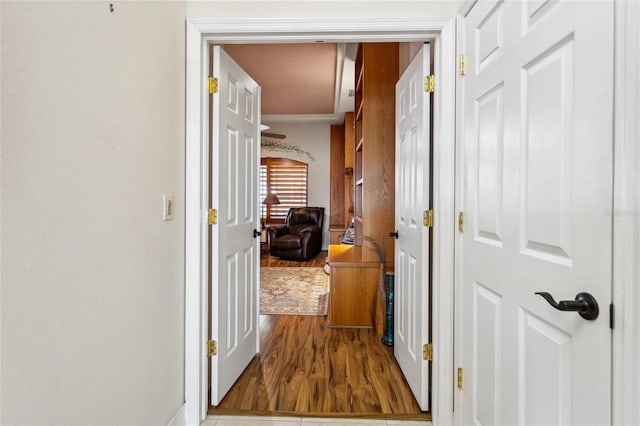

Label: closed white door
[460,1,613,425]
[210,46,261,406]
[394,44,431,411]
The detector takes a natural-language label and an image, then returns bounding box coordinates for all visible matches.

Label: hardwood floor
[210,250,427,418]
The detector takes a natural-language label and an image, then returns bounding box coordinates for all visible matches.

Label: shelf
[355,44,364,91]
[355,65,364,93]
[355,99,364,122]
[355,45,364,124]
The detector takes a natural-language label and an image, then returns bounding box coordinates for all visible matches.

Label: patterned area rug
[260,267,329,315]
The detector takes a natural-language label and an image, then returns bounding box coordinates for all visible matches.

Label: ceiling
[224,43,356,123]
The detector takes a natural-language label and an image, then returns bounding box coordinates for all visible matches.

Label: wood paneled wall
[329,124,345,227]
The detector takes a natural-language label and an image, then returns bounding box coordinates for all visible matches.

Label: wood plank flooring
[211,251,426,418]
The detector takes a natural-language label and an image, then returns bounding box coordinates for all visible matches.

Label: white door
[210,46,261,406]
[394,44,431,411]
[460,1,613,425]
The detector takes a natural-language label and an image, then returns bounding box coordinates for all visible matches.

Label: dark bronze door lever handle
[535,291,599,320]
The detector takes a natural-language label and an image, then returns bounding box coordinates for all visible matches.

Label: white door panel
[461,1,612,425]
[211,45,261,406]
[395,44,430,411]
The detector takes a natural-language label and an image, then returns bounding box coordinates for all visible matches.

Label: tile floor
[202,416,431,426]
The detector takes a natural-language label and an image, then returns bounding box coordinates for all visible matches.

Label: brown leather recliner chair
[267,207,324,260]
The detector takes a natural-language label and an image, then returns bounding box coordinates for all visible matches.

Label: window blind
[260,157,308,222]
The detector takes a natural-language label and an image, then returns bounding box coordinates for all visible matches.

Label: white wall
[188,1,456,19]
[261,122,331,249]
[1,2,186,425]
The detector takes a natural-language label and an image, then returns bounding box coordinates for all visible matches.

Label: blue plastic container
[382,273,394,346]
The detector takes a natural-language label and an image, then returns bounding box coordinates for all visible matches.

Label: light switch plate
[163,194,174,221]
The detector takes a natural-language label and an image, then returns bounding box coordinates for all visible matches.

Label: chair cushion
[270,234,302,250]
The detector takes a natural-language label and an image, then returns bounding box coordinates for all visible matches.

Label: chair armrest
[267,225,288,238]
[298,225,321,236]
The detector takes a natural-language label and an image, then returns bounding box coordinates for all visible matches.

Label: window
[260,157,308,223]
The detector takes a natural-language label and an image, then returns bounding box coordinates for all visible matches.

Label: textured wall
[1,2,186,424]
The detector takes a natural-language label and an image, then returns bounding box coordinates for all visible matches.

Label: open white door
[460,1,613,424]
[210,46,261,406]
[394,44,431,411]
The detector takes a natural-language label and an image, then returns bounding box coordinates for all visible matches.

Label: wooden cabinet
[329,227,345,245]
[327,244,381,328]
[353,43,399,269]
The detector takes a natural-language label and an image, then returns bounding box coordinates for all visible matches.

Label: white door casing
[395,44,431,411]
[210,46,261,406]
[460,1,613,425]
[185,18,458,426]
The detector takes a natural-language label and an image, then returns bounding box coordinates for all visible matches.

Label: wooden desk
[327,244,381,328]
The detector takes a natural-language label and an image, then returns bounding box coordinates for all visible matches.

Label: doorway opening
[209,40,428,419]
[184,17,457,426]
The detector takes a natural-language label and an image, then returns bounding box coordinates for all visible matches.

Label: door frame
[453,1,640,425]
[185,16,457,426]
[612,1,640,425]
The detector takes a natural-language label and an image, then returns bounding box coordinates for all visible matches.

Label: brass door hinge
[208,208,217,225]
[459,55,466,76]
[207,340,217,356]
[208,76,218,94]
[458,211,465,233]
[425,75,435,93]
[457,367,464,389]
[423,343,433,361]
[423,209,434,227]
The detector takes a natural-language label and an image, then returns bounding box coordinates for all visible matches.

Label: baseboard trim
[168,403,186,426]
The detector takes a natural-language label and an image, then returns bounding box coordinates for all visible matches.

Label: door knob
[534,291,599,320]
[253,229,261,238]
[389,231,399,239]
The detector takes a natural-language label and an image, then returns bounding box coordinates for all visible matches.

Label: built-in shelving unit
[327,43,399,333]
[352,43,399,268]
[354,45,364,245]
